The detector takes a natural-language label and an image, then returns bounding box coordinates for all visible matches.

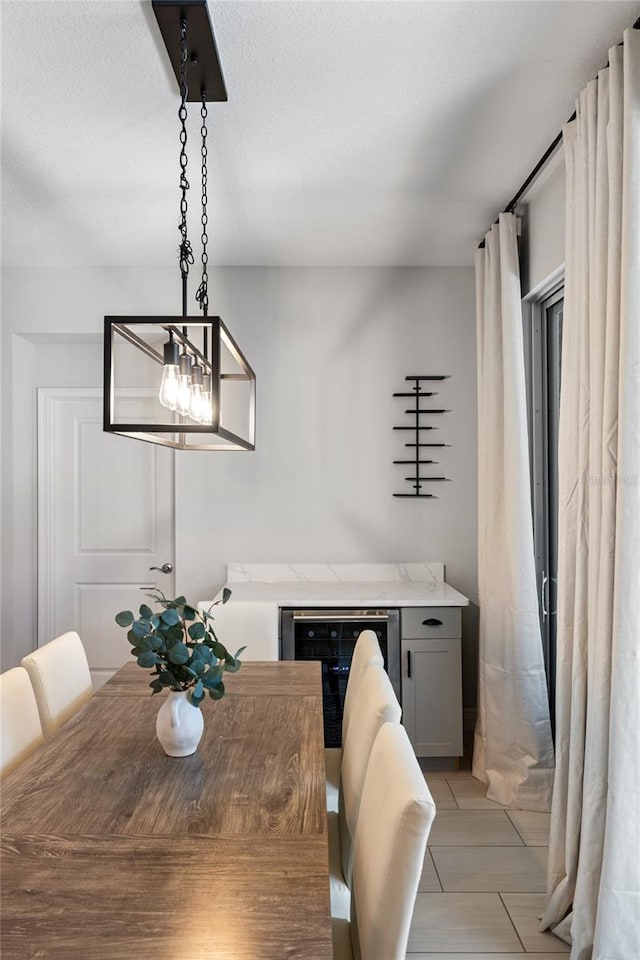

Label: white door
[38,388,175,688]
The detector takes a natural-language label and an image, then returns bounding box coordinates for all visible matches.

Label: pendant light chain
[196,90,209,316]
[178,18,193,285]
[105,6,256,450]
[196,90,212,426]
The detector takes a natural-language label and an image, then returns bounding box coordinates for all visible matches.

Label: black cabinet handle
[407,650,412,679]
[423,617,443,626]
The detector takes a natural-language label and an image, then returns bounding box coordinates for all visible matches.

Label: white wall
[1,264,478,705]
[175,268,477,594]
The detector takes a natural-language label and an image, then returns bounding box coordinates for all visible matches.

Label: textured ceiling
[2,0,639,267]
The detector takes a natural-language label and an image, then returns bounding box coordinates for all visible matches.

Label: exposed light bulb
[159,365,179,411]
[191,388,204,422]
[158,338,180,411]
[201,373,212,425]
[189,362,204,422]
[176,353,193,417]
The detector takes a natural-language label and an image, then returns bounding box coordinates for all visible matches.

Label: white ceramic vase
[155,690,204,757]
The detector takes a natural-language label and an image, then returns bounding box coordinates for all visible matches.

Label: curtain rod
[477,16,640,249]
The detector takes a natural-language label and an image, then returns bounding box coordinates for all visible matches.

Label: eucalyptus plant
[114,588,244,708]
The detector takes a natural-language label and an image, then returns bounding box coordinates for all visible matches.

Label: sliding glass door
[524,283,564,734]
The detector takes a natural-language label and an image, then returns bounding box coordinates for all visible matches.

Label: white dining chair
[21,631,93,736]
[341,630,385,739]
[328,663,401,921]
[0,666,44,777]
[332,722,436,960]
[325,629,384,812]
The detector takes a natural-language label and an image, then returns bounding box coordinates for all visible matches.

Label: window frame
[522,268,564,734]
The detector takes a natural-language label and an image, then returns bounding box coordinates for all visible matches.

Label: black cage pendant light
[104,0,255,451]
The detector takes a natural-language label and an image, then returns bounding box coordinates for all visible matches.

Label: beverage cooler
[279,608,400,747]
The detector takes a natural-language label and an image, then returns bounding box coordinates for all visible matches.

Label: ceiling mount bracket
[152,0,227,102]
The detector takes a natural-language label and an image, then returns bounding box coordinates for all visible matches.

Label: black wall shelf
[393,376,451,498]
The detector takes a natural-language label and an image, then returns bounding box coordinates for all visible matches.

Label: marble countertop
[218,578,469,608]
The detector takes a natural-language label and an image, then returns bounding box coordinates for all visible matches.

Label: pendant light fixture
[103,1,255,451]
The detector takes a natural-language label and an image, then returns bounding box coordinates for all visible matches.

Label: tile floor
[407,769,567,957]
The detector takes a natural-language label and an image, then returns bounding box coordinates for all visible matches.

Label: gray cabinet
[401,606,463,757]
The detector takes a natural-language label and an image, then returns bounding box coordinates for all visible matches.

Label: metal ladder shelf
[392,376,451,498]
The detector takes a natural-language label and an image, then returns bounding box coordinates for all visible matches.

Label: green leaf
[193,644,212,664]
[131,619,150,639]
[137,650,159,668]
[183,605,197,621]
[222,587,232,604]
[188,621,205,641]
[202,665,224,688]
[151,614,162,629]
[127,629,138,646]
[115,610,134,627]
[161,608,180,627]
[139,603,153,620]
[174,596,187,607]
[167,642,190,665]
[209,682,225,700]
[224,658,242,674]
[234,646,247,659]
[209,641,229,661]
[189,658,206,676]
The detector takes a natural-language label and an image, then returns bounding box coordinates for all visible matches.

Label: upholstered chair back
[0,666,44,777]
[350,722,436,960]
[21,631,93,736]
[339,664,401,883]
[341,630,384,741]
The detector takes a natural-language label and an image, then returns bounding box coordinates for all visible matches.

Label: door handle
[422,618,443,626]
[541,572,549,621]
[407,650,412,679]
[150,563,173,574]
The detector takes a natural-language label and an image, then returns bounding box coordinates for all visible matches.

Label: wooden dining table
[1,660,333,959]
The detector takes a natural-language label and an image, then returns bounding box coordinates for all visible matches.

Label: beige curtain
[474,213,555,812]
[542,29,640,959]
